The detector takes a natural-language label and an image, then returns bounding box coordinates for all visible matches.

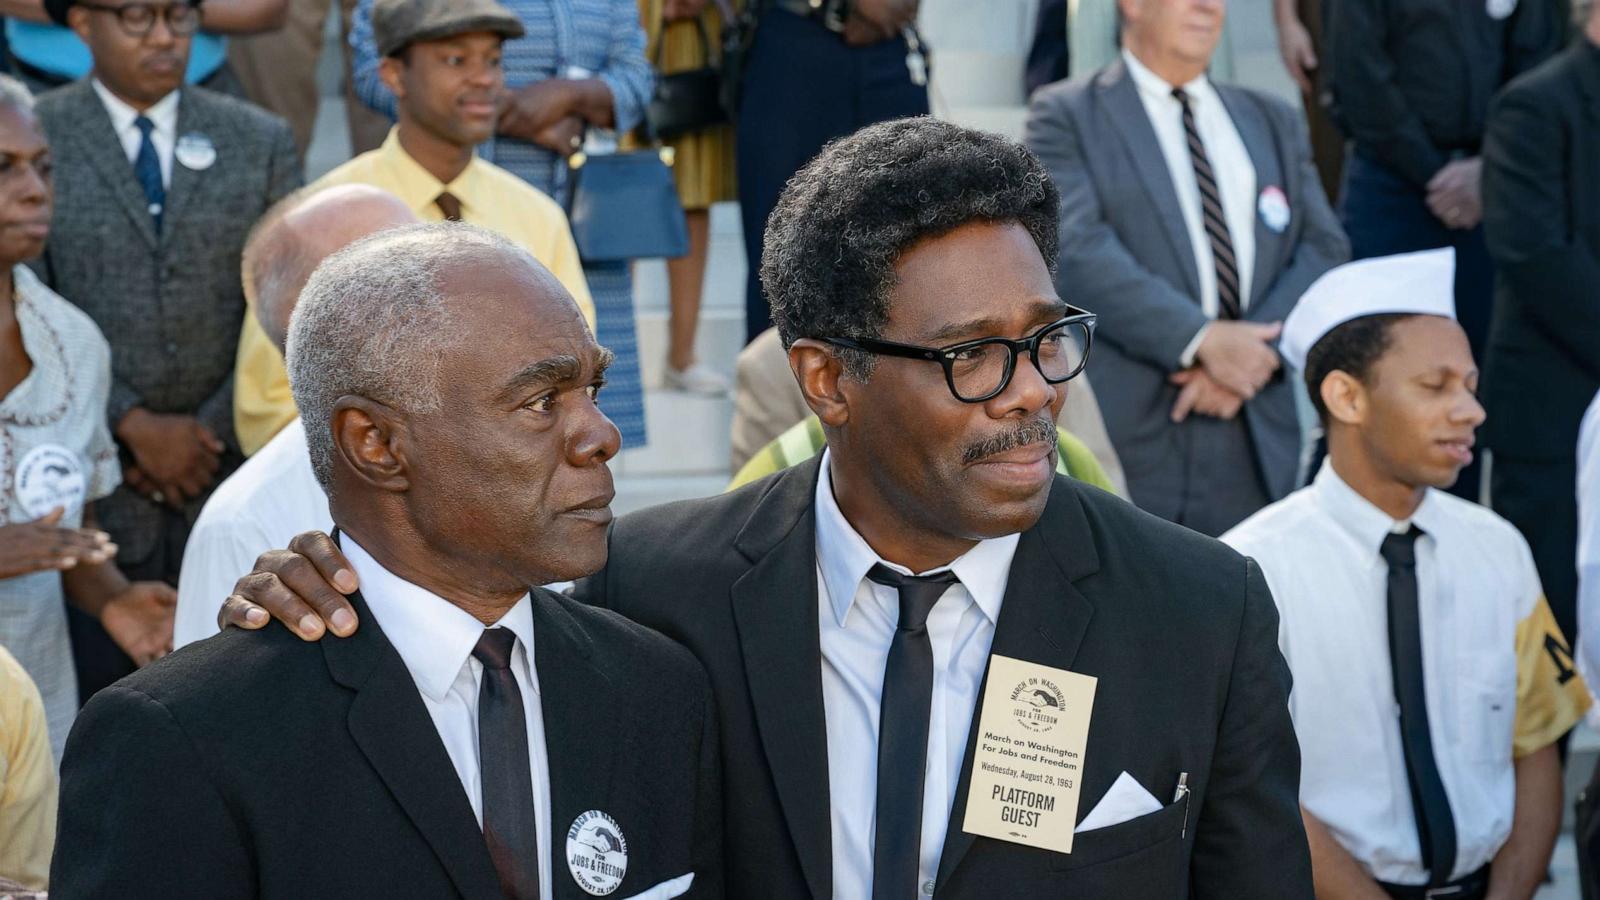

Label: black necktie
[1381,527,1456,886]
[473,627,541,899]
[436,190,464,221]
[865,563,960,900]
[132,115,164,232]
[1172,87,1241,320]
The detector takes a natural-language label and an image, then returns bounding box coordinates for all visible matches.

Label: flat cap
[372,0,525,58]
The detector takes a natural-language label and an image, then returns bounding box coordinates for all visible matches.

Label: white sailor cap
[1280,248,1457,373]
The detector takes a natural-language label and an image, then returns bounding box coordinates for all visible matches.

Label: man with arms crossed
[52,224,721,899]
[224,119,1311,898]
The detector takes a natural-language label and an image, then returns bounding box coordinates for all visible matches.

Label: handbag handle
[652,12,716,66]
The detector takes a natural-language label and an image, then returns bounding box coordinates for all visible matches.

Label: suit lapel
[161,89,208,239]
[730,457,833,900]
[57,82,159,251]
[532,589,619,852]
[324,588,505,900]
[1097,61,1201,299]
[935,479,1098,889]
[1216,87,1281,311]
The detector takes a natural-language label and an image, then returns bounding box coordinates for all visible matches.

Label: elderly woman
[0,76,174,763]
[351,0,656,451]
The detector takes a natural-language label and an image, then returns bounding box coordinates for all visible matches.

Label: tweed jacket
[31,80,300,562]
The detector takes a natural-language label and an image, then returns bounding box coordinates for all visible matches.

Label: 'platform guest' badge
[1257,185,1291,234]
[567,810,628,896]
[15,444,86,519]
[175,132,217,171]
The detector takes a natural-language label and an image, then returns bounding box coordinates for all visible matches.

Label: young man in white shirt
[1224,249,1589,900]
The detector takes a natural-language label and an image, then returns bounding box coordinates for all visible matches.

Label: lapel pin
[566,809,628,896]
[1257,185,1291,234]
[1486,0,1517,19]
[15,443,87,519]
[175,132,216,171]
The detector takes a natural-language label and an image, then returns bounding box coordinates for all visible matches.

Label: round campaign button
[14,443,86,519]
[566,810,628,896]
[1486,0,1517,19]
[175,132,217,171]
[1257,185,1291,234]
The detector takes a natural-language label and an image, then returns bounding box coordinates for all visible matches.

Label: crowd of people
[0,0,1598,897]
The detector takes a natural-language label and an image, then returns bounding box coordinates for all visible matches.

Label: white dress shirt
[175,418,330,649]
[1577,390,1600,714]
[813,450,1019,898]
[91,79,178,189]
[344,535,554,898]
[1222,461,1544,885]
[1122,49,1258,365]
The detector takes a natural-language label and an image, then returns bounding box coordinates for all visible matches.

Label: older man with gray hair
[53,222,722,900]
[174,183,417,647]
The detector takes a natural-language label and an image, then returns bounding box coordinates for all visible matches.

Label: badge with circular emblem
[566,809,628,896]
[14,443,86,519]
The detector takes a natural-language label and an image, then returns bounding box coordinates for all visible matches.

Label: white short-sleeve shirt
[1223,461,1542,886]
[0,264,120,762]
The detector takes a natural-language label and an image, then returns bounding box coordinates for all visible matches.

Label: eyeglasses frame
[821,306,1098,404]
[76,1,202,38]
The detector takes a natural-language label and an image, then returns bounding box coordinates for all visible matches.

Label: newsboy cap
[372,0,525,58]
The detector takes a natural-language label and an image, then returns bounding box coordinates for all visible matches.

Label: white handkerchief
[1075,771,1162,833]
[621,872,694,900]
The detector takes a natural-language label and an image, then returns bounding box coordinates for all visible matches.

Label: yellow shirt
[0,645,55,890]
[232,128,595,455]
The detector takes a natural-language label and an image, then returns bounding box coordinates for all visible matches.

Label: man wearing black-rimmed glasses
[217,117,1311,899]
[30,0,299,700]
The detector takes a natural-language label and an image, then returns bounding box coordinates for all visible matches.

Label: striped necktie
[1171,87,1240,320]
[132,115,165,232]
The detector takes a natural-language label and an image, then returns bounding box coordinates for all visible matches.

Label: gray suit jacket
[33,81,301,563]
[1025,61,1348,519]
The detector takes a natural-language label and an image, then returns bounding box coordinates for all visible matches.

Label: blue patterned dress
[350,0,654,448]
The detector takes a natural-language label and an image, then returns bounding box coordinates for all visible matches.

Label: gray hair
[287,221,523,490]
[0,75,34,114]
[243,186,314,349]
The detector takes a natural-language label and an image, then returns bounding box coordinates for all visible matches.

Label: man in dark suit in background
[1026,0,1348,536]
[51,224,721,900]
[1481,5,1600,650]
[31,0,301,697]
[222,119,1311,899]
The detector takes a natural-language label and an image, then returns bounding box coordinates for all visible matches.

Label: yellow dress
[637,0,739,210]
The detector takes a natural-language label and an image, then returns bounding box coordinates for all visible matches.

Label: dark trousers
[735,9,928,344]
[1340,147,1494,502]
[1492,454,1580,644]
[68,505,188,704]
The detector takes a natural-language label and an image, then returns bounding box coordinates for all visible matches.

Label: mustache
[962,416,1056,465]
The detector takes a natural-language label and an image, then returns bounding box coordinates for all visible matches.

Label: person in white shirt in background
[174,183,416,648]
[1578,390,1600,700]
[1224,248,1589,900]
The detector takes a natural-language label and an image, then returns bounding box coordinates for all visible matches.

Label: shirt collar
[343,534,536,702]
[813,449,1017,628]
[375,127,483,219]
[91,79,180,137]
[1310,458,1447,556]
[1121,48,1214,107]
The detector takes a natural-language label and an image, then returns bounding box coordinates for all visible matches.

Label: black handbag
[565,146,690,263]
[645,17,727,139]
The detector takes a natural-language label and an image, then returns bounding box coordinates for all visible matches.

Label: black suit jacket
[1482,40,1600,461]
[51,587,722,899]
[574,457,1310,898]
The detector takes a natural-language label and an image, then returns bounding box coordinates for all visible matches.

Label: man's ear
[66,6,93,43]
[1320,370,1367,428]
[378,56,407,102]
[331,396,412,493]
[789,339,853,428]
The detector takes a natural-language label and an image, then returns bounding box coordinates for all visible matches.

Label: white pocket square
[622,872,694,900]
[1075,771,1162,833]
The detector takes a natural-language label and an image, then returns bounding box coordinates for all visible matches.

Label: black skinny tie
[866,563,960,900]
[473,627,541,899]
[1381,527,1457,886]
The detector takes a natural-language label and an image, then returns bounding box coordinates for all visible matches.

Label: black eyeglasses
[823,307,1097,403]
[78,2,201,37]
